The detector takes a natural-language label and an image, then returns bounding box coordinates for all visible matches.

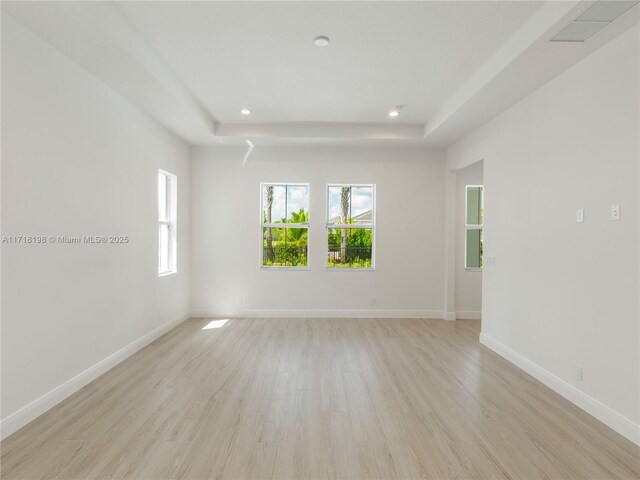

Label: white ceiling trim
[425,0,639,147]
[109,3,218,136]
[423,0,580,139]
[2,1,638,147]
[2,1,217,144]
[216,123,424,140]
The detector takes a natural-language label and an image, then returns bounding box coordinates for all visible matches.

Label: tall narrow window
[261,183,309,268]
[326,184,375,269]
[158,170,177,275]
[465,185,483,269]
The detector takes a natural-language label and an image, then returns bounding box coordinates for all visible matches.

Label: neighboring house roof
[328,209,372,224]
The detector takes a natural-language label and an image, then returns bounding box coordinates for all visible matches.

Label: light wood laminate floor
[1,318,638,479]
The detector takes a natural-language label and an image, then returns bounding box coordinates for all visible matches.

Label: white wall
[455,161,483,318]
[191,146,445,317]
[1,15,190,436]
[447,26,639,443]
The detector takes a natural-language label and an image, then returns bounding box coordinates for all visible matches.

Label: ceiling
[116,1,542,125]
[2,1,639,147]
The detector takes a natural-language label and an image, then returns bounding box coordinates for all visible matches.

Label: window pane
[158,173,168,221]
[328,185,373,224]
[158,170,177,276]
[466,186,483,225]
[350,186,373,224]
[466,228,482,268]
[263,227,308,267]
[159,224,170,272]
[263,184,309,224]
[286,185,309,223]
[327,227,373,268]
[263,184,285,224]
[327,186,344,223]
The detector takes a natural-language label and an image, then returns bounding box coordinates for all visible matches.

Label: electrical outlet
[485,256,496,267]
[611,205,620,221]
[370,297,376,306]
[576,208,584,223]
[574,366,583,381]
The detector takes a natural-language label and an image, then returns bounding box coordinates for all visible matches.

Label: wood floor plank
[2,318,638,479]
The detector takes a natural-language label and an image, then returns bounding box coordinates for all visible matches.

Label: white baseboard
[456,310,481,320]
[0,312,190,440]
[479,332,640,446]
[190,309,445,319]
[443,311,457,321]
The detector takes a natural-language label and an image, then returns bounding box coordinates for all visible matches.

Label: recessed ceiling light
[314,36,330,47]
[240,108,252,115]
[389,105,405,117]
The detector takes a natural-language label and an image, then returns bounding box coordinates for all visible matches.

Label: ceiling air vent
[550,0,639,42]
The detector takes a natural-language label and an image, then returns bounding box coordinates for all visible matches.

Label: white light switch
[485,256,496,267]
[576,208,584,223]
[611,205,620,221]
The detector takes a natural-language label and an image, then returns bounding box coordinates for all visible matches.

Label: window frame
[325,183,376,271]
[464,184,483,271]
[259,182,311,270]
[158,169,177,276]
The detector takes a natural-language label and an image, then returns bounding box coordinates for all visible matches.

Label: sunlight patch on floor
[202,319,229,330]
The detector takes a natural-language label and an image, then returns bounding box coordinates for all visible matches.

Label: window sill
[325,267,376,272]
[158,270,177,277]
[260,266,310,271]
[465,267,482,272]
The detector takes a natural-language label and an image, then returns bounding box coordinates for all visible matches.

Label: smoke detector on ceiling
[314,36,330,47]
[550,0,639,43]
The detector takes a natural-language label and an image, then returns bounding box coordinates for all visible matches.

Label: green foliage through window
[262,183,309,267]
[262,224,308,267]
[465,185,484,269]
[326,184,375,269]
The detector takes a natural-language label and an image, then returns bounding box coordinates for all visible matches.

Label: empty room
[1,1,638,479]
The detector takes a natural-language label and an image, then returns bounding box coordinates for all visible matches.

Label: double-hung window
[158,170,177,276]
[465,185,483,270]
[326,184,375,269]
[260,183,309,268]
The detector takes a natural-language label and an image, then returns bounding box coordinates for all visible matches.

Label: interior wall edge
[443,311,457,321]
[0,312,191,441]
[480,332,640,446]
[189,310,448,320]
